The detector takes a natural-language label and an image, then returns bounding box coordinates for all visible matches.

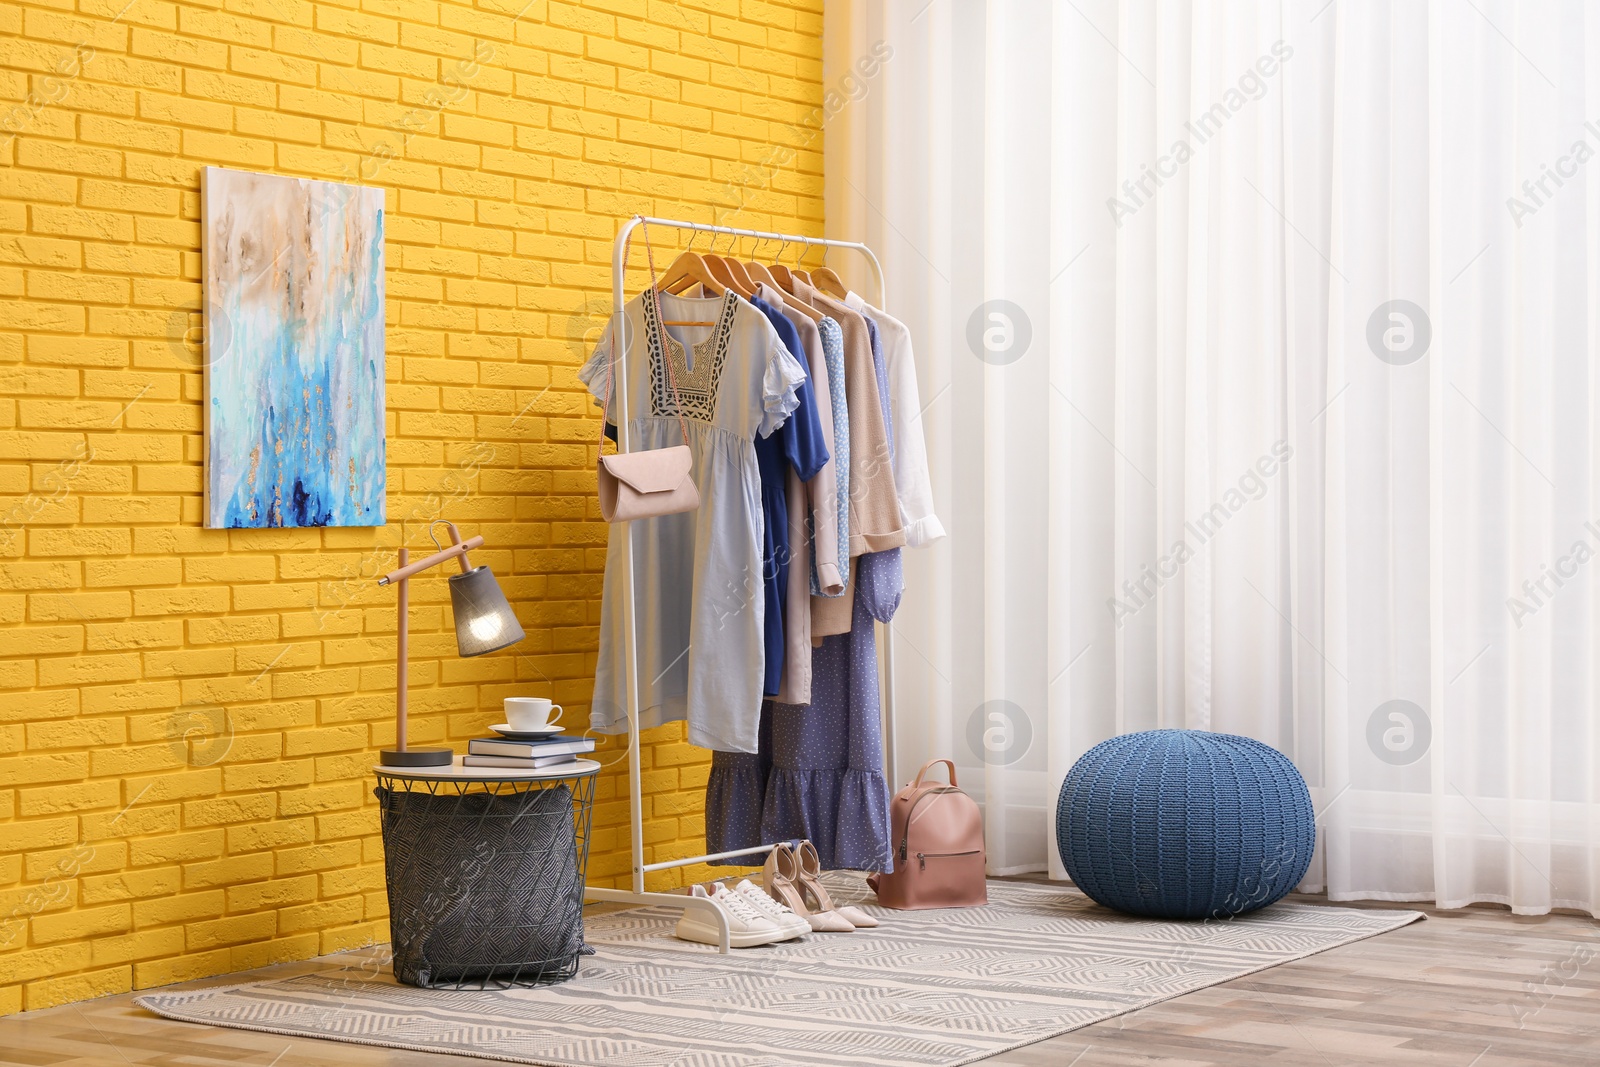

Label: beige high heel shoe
[795,839,880,928]
[763,843,855,932]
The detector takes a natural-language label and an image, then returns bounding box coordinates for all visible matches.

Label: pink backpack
[869,759,988,909]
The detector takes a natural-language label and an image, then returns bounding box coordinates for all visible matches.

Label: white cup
[504,697,563,732]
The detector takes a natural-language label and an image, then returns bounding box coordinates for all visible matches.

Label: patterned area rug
[138,876,1422,1067]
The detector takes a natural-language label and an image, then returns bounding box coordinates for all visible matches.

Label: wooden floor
[2,886,1598,1067]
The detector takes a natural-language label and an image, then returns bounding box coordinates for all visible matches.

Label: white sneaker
[733,879,809,940]
[674,883,787,948]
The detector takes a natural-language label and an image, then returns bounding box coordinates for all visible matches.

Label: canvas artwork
[203,167,386,528]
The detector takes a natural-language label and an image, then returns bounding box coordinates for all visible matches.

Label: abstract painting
[203,167,386,528]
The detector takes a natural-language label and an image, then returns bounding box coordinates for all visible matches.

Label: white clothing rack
[581,215,897,952]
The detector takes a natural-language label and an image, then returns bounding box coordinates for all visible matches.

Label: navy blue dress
[750,296,828,695]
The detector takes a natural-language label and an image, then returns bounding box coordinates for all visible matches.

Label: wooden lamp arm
[378,535,485,586]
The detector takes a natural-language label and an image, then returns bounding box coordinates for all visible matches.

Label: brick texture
[0,0,826,1012]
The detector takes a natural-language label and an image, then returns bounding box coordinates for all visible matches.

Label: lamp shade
[447,565,525,656]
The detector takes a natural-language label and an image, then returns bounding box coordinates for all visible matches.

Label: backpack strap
[910,758,957,789]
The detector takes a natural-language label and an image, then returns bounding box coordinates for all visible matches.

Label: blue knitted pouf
[1056,729,1315,920]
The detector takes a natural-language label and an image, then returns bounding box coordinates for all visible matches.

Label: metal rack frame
[581,215,896,952]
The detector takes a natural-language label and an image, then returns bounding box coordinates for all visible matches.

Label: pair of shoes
[674,879,810,947]
[763,841,881,931]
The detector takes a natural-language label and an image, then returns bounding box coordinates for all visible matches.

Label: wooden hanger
[745,259,780,289]
[787,238,816,288]
[762,271,823,324]
[798,238,848,299]
[654,233,724,326]
[810,264,849,300]
[661,263,711,295]
[781,285,825,323]
[758,240,822,321]
[704,251,756,299]
[740,236,778,290]
[725,249,760,294]
[767,237,794,289]
[658,233,723,290]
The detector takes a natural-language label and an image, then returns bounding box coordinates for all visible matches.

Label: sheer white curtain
[826,0,1600,913]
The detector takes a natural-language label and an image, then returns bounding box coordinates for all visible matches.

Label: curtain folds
[825,0,1600,914]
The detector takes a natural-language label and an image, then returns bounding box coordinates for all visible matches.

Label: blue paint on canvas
[204,168,386,528]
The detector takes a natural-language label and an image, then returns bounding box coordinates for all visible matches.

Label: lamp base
[380,748,454,768]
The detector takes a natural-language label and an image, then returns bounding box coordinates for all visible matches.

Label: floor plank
[2,887,1597,1067]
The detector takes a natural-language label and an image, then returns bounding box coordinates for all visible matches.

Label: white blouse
[845,292,946,547]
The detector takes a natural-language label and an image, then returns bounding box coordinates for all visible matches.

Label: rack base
[583,885,734,951]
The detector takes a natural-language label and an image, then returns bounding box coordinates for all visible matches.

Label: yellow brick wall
[0,0,825,1013]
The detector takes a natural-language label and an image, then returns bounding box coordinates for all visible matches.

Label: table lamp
[375,520,525,767]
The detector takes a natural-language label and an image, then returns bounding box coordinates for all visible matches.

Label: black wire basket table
[373,758,599,989]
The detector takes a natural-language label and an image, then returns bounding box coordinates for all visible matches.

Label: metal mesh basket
[374,772,596,988]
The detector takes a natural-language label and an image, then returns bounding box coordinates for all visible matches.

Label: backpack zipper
[917,849,979,872]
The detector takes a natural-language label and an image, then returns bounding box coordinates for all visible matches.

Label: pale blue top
[814,317,851,596]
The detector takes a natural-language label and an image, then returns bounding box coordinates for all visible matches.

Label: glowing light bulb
[468,614,503,641]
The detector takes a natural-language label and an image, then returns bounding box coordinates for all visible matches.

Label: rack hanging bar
[612,217,887,328]
[624,215,886,253]
[583,214,895,954]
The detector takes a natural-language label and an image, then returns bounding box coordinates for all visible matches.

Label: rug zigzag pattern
[139,876,1422,1067]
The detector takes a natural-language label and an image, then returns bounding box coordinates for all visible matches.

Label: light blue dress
[579,289,805,754]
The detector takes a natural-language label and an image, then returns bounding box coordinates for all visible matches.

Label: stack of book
[463,734,596,769]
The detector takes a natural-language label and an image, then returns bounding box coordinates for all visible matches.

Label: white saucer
[490,723,565,739]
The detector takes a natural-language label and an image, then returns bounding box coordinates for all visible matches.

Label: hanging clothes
[860,314,904,616]
[758,290,906,869]
[579,288,806,753]
[749,295,829,697]
[706,282,903,871]
[706,552,899,870]
[703,702,772,859]
[793,280,903,558]
[763,286,847,601]
[702,291,827,848]
[845,292,945,547]
[776,460,813,703]
[759,547,899,872]
[795,282,902,642]
[764,283,842,707]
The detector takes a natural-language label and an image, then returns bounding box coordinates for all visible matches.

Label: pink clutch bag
[595,221,701,524]
[597,445,698,522]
